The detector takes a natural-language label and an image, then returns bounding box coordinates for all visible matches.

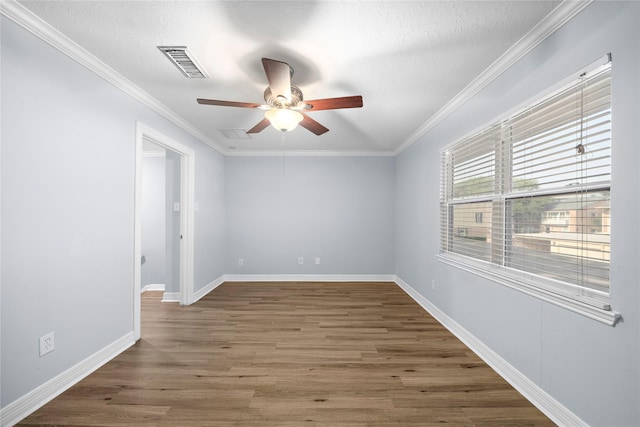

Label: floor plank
[19,282,554,426]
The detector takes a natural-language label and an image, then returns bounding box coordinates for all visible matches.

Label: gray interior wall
[0,16,226,408]
[141,156,166,288]
[225,156,395,275]
[3,1,639,425]
[394,2,639,426]
[194,146,226,289]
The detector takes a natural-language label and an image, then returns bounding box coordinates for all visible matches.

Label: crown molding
[0,0,226,156]
[224,149,396,157]
[2,0,592,158]
[394,0,594,155]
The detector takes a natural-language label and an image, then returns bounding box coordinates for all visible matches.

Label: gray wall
[0,16,226,408]
[3,1,639,425]
[225,156,395,275]
[395,2,639,426]
[141,155,166,288]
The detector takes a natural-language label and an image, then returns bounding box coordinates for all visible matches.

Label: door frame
[134,121,195,340]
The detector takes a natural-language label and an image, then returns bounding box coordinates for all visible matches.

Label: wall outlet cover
[39,332,55,357]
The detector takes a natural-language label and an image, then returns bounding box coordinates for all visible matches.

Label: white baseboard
[162,291,180,302]
[223,274,396,283]
[141,283,165,293]
[393,275,585,427]
[192,275,225,303]
[187,275,394,306]
[1,276,582,427]
[0,332,135,427]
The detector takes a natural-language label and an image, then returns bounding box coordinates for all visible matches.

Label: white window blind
[440,59,613,317]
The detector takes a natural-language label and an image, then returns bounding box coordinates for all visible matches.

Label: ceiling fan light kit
[197,58,363,136]
[265,108,304,132]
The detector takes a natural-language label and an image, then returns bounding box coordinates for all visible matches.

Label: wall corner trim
[393,276,586,427]
[0,332,135,427]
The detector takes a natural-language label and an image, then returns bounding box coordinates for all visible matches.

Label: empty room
[1,1,638,426]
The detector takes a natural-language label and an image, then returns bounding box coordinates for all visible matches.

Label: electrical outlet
[431,280,437,290]
[39,332,55,357]
[315,257,321,265]
[298,257,304,265]
[238,258,244,266]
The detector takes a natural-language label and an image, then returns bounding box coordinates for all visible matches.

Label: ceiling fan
[197,58,363,135]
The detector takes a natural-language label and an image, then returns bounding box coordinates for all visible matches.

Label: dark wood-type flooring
[19,282,554,426]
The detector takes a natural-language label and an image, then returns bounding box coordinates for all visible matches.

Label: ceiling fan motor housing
[264,85,303,109]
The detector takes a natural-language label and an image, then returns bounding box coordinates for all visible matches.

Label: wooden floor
[20,282,554,426]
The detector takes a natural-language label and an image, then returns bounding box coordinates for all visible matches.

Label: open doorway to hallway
[140,140,181,302]
[134,122,195,340]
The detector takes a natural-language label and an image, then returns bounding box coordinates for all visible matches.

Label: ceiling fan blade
[302,95,363,111]
[262,58,292,102]
[299,114,329,135]
[197,98,262,108]
[246,118,271,134]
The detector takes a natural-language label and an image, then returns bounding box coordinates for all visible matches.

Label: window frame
[438,56,619,326]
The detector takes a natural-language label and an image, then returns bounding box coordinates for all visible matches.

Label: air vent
[157,46,207,78]
[219,129,252,139]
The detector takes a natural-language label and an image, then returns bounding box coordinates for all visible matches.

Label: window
[439,57,618,325]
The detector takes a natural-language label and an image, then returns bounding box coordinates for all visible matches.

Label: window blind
[440,61,611,299]
[504,66,611,292]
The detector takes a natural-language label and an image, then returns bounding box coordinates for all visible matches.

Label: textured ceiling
[16,1,559,154]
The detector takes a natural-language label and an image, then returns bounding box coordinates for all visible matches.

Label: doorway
[139,141,175,300]
[134,122,195,340]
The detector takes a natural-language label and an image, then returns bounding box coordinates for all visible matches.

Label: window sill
[437,253,620,326]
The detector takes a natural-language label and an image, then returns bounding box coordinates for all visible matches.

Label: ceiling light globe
[265,108,303,132]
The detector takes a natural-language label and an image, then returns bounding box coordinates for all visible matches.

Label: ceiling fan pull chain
[282,130,286,176]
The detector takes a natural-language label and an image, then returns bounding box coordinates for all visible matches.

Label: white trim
[437,254,619,326]
[223,274,396,283]
[162,292,180,303]
[192,276,226,303]
[1,1,592,158]
[225,150,396,157]
[142,151,167,158]
[394,0,593,155]
[393,276,586,427]
[442,54,612,156]
[179,147,196,306]
[0,333,135,427]
[0,277,586,426]
[0,1,225,155]
[166,275,395,304]
[134,122,196,340]
[141,284,165,293]
[133,127,143,340]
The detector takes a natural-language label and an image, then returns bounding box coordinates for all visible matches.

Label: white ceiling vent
[219,129,252,139]
[157,46,207,78]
